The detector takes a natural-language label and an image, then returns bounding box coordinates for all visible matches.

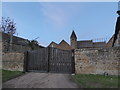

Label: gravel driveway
[3,72,80,88]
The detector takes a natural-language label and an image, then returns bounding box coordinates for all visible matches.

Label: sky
[2,2,119,47]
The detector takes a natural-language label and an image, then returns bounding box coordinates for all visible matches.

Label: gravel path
[3,72,79,88]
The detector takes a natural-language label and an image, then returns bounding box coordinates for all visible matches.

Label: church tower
[70,30,77,49]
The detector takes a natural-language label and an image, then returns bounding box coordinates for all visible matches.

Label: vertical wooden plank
[71,50,74,73]
[27,51,28,71]
[31,51,33,71]
[37,50,40,70]
[39,49,42,71]
[24,51,28,72]
[53,48,55,72]
[52,48,54,72]
[27,51,29,71]
[28,51,31,71]
[35,51,36,71]
[27,47,73,73]
[48,47,51,72]
[37,50,38,70]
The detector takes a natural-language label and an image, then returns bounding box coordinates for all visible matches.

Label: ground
[72,74,119,88]
[3,72,79,88]
[2,69,23,82]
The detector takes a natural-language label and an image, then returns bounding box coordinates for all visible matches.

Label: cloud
[39,3,68,28]
[39,3,83,29]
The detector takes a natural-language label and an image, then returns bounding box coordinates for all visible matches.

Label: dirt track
[3,72,80,88]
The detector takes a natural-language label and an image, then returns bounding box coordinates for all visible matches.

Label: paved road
[3,72,80,88]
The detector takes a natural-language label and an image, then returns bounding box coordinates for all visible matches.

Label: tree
[0,17,16,34]
[29,40,40,50]
[0,17,16,51]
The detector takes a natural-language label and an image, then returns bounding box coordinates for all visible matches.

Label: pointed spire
[70,30,77,39]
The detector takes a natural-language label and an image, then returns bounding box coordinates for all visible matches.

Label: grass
[71,74,119,88]
[2,69,24,82]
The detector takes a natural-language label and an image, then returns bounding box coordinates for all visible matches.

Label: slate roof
[77,40,93,48]
[70,30,77,39]
[77,40,106,48]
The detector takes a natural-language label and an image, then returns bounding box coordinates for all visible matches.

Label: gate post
[72,49,75,73]
[23,51,28,72]
[47,47,50,72]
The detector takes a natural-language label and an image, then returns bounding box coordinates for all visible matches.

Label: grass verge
[71,74,119,88]
[2,69,24,82]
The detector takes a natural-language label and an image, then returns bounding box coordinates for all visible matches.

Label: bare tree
[0,17,16,51]
[0,17,16,34]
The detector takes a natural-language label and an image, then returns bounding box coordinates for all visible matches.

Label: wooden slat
[27,48,48,72]
[27,47,74,73]
[48,48,73,73]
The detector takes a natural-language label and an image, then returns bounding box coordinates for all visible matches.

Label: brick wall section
[2,52,25,71]
[75,47,120,75]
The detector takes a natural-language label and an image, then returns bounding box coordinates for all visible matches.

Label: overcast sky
[2,2,118,46]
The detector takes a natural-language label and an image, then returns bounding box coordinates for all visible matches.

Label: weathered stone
[2,52,25,71]
[75,47,120,75]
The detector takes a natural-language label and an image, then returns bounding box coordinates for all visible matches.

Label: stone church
[70,31,106,49]
[48,7,120,50]
[48,30,106,50]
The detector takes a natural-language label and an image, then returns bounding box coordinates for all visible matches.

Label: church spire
[70,30,77,39]
[70,30,77,49]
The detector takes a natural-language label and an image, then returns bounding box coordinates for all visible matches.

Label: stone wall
[75,47,120,75]
[1,32,32,52]
[2,41,31,52]
[2,52,25,71]
[1,32,44,52]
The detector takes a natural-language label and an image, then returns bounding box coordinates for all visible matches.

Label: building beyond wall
[1,32,44,52]
[70,31,106,49]
[75,47,120,75]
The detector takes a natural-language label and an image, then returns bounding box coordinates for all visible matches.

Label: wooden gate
[27,48,48,72]
[26,47,74,73]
